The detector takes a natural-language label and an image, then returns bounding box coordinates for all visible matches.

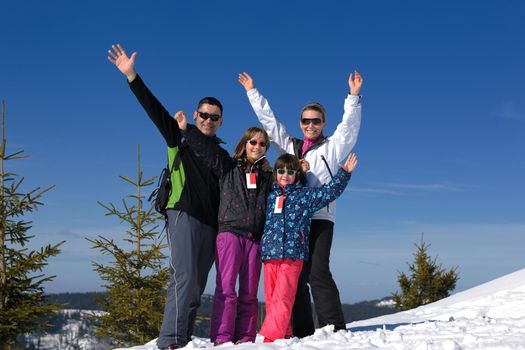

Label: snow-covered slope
[117,268,525,349]
[351,267,525,328]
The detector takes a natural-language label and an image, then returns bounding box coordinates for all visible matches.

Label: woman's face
[299,109,325,139]
[276,168,297,187]
[245,132,267,162]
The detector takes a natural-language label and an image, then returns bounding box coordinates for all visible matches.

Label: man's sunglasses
[276,168,297,176]
[197,111,222,122]
[247,139,267,148]
[301,118,323,125]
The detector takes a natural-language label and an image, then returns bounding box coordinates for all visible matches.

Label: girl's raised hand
[341,153,358,173]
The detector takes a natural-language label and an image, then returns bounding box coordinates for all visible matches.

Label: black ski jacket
[129,75,228,229]
[184,126,273,241]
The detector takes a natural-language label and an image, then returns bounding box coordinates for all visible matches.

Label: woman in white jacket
[239,71,363,337]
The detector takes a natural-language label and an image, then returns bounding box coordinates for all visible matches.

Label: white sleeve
[246,88,293,154]
[327,94,362,162]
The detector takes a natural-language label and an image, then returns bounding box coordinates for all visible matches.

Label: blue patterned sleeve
[306,168,352,213]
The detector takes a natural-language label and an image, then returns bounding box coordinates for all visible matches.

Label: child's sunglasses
[247,140,267,147]
[197,112,222,122]
[276,168,297,176]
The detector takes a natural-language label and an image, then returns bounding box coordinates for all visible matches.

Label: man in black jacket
[108,44,229,349]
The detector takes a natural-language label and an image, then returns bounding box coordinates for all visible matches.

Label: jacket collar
[238,155,272,173]
[291,136,327,158]
[272,182,302,195]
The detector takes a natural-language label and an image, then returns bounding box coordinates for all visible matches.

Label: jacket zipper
[320,154,334,212]
[280,189,286,259]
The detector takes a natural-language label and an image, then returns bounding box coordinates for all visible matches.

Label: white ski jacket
[246,88,362,223]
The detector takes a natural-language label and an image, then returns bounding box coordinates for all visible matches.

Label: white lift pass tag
[274,195,284,214]
[246,173,257,189]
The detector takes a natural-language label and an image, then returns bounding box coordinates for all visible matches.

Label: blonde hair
[301,102,326,122]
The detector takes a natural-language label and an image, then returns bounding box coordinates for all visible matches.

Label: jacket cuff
[246,88,259,98]
[182,124,197,135]
[128,74,142,88]
[345,94,361,106]
[336,166,353,180]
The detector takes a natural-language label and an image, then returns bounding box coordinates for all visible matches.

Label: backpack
[149,164,174,219]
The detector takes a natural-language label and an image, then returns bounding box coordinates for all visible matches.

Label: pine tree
[0,100,64,350]
[392,233,459,311]
[87,145,169,347]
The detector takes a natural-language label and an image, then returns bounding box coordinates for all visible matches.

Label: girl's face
[276,168,297,187]
[245,132,267,162]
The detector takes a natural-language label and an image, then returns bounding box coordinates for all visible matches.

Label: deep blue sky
[1,0,524,303]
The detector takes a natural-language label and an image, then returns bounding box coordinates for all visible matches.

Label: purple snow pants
[210,231,262,344]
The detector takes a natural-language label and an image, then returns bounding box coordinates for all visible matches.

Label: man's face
[193,103,223,136]
[299,109,325,140]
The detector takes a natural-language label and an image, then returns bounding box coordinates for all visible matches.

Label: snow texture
[116,268,525,349]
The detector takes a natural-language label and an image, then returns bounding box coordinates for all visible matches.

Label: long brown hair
[233,127,270,161]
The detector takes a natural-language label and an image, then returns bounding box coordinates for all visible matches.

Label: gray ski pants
[157,210,216,348]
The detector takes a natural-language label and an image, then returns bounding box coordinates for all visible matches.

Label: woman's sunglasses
[301,118,323,125]
[247,139,267,147]
[276,168,297,176]
[197,111,222,122]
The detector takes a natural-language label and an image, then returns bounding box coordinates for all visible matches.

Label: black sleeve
[184,125,234,178]
[128,74,181,147]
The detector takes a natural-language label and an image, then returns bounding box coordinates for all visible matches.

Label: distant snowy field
[117,268,525,349]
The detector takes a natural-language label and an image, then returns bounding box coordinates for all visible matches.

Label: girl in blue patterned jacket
[259,153,358,342]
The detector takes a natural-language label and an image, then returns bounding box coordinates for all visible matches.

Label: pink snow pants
[260,258,303,341]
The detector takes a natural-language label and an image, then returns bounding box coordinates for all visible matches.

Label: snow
[116,268,525,349]
[375,300,396,308]
[24,309,112,350]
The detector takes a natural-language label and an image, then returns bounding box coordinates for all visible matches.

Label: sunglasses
[247,139,267,148]
[301,118,323,125]
[276,168,297,176]
[197,111,222,122]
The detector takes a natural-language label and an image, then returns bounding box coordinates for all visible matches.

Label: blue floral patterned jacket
[261,168,351,261]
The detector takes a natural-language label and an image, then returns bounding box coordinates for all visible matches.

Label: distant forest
[46,292,396,323]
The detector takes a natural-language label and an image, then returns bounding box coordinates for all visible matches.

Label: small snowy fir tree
[0,100,63,350]
[87,145,169,346]
[392,234,459,310]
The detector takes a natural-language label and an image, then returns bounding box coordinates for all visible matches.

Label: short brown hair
[273,153,305,184]
[301,102,326,123]
[197,96,223,115]
[233,127,270,161]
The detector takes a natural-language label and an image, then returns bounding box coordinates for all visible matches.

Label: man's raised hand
[174,111,188,131]
[238,72,255,92]
[108,44,137,82]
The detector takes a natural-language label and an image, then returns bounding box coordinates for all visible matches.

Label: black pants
[292,219,346,337]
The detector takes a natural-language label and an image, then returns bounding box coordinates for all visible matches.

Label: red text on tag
[246,173,257,189]
[274,195,284,214]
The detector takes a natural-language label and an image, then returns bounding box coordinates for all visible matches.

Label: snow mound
[116,268,525,349]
